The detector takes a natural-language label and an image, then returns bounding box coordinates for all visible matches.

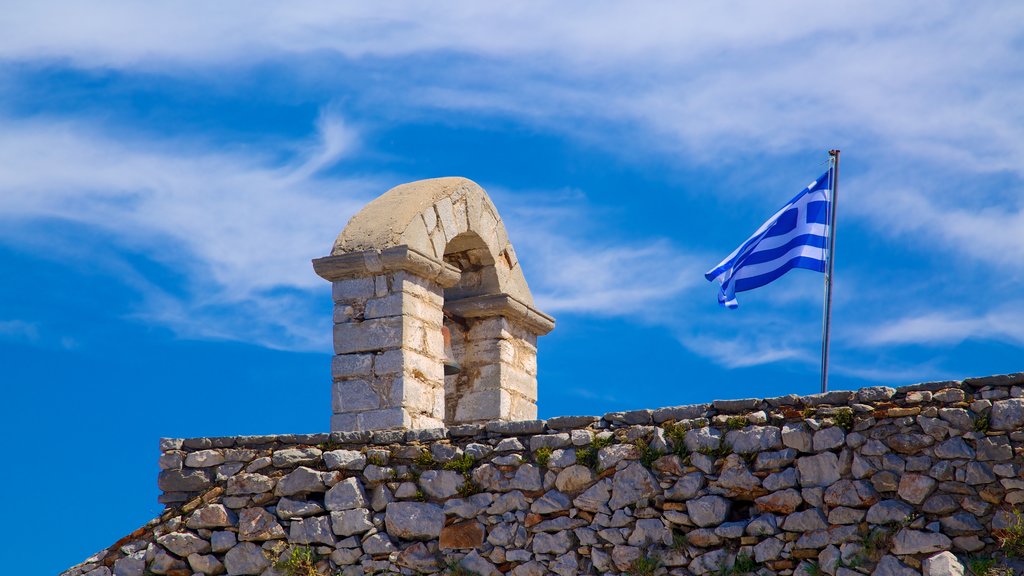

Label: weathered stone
[873,555,917,576]
[223,542,269,575]
[323,449,366,470]
[185,449,226,468]
[629,518,671,546]
[935,437,975,459]
[364,533,398,557]
[418,469,464,499]
[210,531,236,553]
[112,557,145,576]
[186,504,236,529]
[511,464,544,491]
[964,461,996,485]
[226,473,275,496]
[156,532,211,557]
[725,426,782,453]
[532,530,573,554]
[746,513,778,536]
[391,541,432,565]
[829,506,866,524]
[444,492,494,518]
[275,466,325,496]
[276,498,325,519]
[238,507,286,541]
[186,549,224,569]
[892,529,951,555]
[271,447,321,467]
[330,509,373,536]
[824,479,879,508]
[608,462,659,509]
[611,544,642,572]
[459,550,500,576]
[940,512,984,535]
[991,399,1024,431]
[686,495,730,527]
[158,468,211,492]
[763,467,798,491]
[857,386,896,402]
[596,443,637,471]
[685,528,722,547]
[531,489,572,514]
[897,473,936,504]
[796,452,840,487]
[782,508,828,532]
[921,494,959,515]
[289,516,336,545]
[716,456,762,497]
[649,467,691,498]
[871,470,900,492]
[756,488,803,514]
[813,427,846,452]
[866,499,914,524]
[782,423,813,452]
[149,548,187,574]
[555,464,595,493]
[685,427,723,452]
[440,520,486,550]
[488,490,529,514]
[714,397,762,412]
[977,436,1013,461]
[755,537,785,563]
[755,448,797,471]
[325,476,368,511]
[922,551,964,576]
[385,502,444,540]
[887,433,933,454]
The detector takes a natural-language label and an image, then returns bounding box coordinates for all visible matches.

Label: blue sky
[1,3,1022,572]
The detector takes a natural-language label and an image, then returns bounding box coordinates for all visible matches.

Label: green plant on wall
[627,554,661,576]
[275,546,321,576]
[996,507,1024,557]
[534,446,552,467]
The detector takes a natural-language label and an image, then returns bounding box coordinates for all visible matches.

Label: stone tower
[313,177,555,431]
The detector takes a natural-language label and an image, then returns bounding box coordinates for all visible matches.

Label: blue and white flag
[706,170,833,308]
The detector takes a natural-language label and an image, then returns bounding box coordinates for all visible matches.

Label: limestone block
[332,277,376,302]
[331,354,373,380]
[332,379,381,413]
[358,408,412,431]
[333,316,403,355]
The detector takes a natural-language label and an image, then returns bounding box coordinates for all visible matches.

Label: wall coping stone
[158,373,1023,451]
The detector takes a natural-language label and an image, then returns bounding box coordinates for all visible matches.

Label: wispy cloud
[860,307,1024,347]
[0,112,376,350]
[0,319,39,343]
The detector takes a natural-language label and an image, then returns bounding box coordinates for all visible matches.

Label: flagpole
[820,150,840,393]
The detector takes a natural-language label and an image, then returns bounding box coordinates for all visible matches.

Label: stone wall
[63,373,1024,576]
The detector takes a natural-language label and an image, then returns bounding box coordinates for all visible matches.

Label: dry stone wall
[64,373,1024,576]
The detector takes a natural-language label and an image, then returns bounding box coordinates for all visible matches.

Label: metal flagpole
[820,150,840,393]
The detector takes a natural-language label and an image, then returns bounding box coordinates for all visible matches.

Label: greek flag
[706,170,833,308]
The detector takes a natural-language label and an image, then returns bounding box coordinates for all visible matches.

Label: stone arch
[332,177,534,307]
[314,177,554,431]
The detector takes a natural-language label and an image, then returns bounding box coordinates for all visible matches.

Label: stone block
[331,354,373,380]
[333,316,403,355]
[358,407,411,430]
[332,277,376,302]
[332,379,381,412]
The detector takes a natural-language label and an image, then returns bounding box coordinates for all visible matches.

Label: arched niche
[313,177,554,431]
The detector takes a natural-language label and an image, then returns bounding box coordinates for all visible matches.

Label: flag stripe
[705,169,832,308]
[734,255,827,292]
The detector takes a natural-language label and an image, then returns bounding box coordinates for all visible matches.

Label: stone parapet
[63,372,1024,576]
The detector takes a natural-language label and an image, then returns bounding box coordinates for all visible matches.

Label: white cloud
[678,332,811,369]
[860,308,1024,347]
[0,319,39,343]
[0,113,377,350]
